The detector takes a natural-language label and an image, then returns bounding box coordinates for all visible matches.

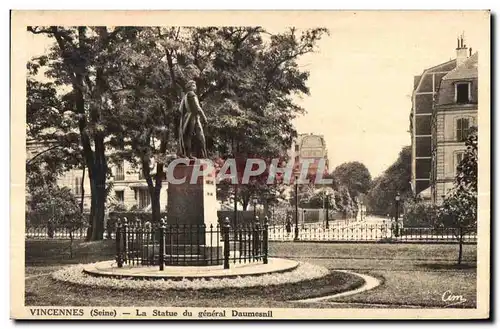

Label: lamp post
[303,209,306,229]
[395,192,401,237]
[253,197,258,220]
[294,175,299,240]
[325,191,330,229]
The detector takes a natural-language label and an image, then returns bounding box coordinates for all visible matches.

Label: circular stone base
[83,258,299,280]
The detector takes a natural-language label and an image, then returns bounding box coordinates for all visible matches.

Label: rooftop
[442,52,478,80]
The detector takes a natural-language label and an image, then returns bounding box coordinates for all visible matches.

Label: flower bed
[52,262,330,291]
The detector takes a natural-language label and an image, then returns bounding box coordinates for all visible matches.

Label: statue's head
[185,80,197,91]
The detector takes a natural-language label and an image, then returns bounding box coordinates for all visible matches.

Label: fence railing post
[159,218,165,271]
[263,216,268,264]
[223,217,230,269]
[116,218,123,268]
[123,217,129,264]
[254,216,260,260]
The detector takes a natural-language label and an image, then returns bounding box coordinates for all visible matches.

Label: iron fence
[268,223,477,243]
[115,217,269,270]
[25,223,116,240]
[26,219,476,245]
[25,224,90,240]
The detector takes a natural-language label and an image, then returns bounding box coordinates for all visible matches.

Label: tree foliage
[455,126,478,194]
[403,198,438,227]
[332,161,372,199]
[27,26,329,229]
[26,76,81,193]
[27,26,142,240]
[436,127,477,264]
[437,127,478,230]
[27,185,85,257]
[365,146,412,216]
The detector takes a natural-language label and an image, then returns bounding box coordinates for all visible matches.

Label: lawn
[24,240,477,308]
[270,242,477,308]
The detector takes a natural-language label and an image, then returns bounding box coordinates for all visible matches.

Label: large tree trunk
[87,182,96,240]
[143,155,163,224]
[85,168,106,241]
[90,166,106,240]
[151,189,161,223]
[52,26,108,241]
[79,164,85,213]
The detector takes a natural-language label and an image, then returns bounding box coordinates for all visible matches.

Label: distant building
[26,141,168,211]
[290,133,329,180]
[410,35,478,203]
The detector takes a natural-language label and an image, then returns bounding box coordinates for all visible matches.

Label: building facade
[410,36,478,203]
[410,52,456,197]
[26,141,169,211]
[431,50,478,204]
[290,133,329,179]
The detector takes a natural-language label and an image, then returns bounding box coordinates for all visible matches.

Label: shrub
[26,185,85,256]
[403,200,438,227]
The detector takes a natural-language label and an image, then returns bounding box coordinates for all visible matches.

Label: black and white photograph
[10,10,490,320]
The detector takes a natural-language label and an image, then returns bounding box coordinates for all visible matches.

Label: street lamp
[303,209,306,229]
[294,175,299,240]
[325,191,330,229]
[394,192,401,237]
[253,197,258,220]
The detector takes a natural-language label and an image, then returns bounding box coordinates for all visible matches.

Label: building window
[455,82,470,104]
[115,161,124,181]
[74,176,81,195]
[138,190,151,209]
[456,118,470,142]
[295,144,299,152]
[115,190,124,202]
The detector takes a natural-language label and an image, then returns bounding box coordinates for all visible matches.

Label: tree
[302,187,336,209]
[437,190,476,264]
[456,127,478,193]
[332,161,372,199]
[27,26,329,229]
[403,198,438,227]
[365,146,412,216]
[27,185,85,258]
[26,75,82,194]
[28,26,141,240]
[184,27,329,211]
[437,127,477,264]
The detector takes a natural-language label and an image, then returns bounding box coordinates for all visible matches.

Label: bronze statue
[178,80,208,158]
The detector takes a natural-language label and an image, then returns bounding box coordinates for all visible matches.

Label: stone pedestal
[165,162,221,265]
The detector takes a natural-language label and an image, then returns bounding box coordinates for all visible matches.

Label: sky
[25,11,489,178]
[289,11,488,177]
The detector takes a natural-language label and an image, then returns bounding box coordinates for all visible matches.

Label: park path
[290,270,381,306]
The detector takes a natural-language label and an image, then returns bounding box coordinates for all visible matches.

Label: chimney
[456,34,469,67]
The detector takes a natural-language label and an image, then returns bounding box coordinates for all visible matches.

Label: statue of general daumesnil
[178,80,208,159]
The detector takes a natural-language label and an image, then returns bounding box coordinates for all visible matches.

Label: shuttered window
[456,118,470,142]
